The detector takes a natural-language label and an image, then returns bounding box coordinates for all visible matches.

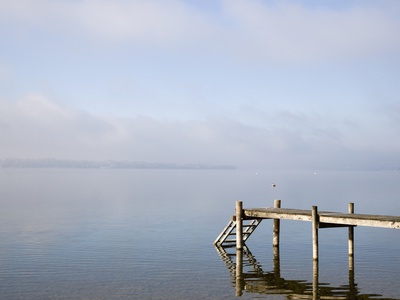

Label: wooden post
[348,202,354,257]
[236,201,243,250]
[273,199,281,248]
[312,206,319,260]
[312,259,319,300]
[348,255,355,295]
[273,245,281,280]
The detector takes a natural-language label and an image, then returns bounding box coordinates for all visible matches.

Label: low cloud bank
[1,94,399,170]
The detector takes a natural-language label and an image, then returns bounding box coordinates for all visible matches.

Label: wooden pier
[214,200,400,260]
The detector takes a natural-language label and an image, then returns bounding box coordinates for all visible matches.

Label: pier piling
[348,202,354,257]
[273,199,281,248]
[312,206,319,260]
[236,201,243,250]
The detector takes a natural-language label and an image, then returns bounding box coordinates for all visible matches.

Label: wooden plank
[244,208,312,221]
[243,208,400,229]
[319,213,400,229]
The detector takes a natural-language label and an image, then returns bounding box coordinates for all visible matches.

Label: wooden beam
[243,208,400,229]
[245,208,312,221]
[319,213,400,229]
[236,201,243,250]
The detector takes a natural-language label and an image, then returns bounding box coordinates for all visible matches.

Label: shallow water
[0,168,399,299]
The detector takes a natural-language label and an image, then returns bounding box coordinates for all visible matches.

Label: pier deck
[244,207,400,229]
[214,200,400,260]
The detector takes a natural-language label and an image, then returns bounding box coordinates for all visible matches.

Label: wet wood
[216,201,399,263]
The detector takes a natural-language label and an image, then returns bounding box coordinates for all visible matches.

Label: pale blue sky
[1,0,400,169]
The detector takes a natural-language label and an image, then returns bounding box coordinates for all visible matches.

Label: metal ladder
[214,217,262,247]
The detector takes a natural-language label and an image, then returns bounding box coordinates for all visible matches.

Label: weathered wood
[348,203,354,257]
[216,201,399,264]
[319,213,400,229]
[273,199,281,247]
[214,217,262,246]
[214,220,235,246]
[312,206,319,260]
[245,208,313,221]
[243,208,400,229]
[236,201,243,250]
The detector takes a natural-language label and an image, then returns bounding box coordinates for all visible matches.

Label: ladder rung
[223,239,236,243]
[215,218,262,246]
[229,231,252,236]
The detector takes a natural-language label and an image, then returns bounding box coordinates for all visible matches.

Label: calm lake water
[0,168,399,299]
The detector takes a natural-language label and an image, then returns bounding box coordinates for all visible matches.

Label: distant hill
[0,158,236,170]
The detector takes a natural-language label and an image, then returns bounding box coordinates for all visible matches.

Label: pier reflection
[215,245,392,299]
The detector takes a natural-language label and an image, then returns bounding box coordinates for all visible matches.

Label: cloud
[0,0,215,48]
[1,1,399,171]
[0,94,125,159]
[220,0,400,62]
[74,0,215,46]
[1,0,399,62]
[3,93,396,169]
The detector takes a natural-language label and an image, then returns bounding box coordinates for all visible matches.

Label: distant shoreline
[0,159,236,170]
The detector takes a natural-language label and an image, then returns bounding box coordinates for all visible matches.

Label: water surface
[0,169,399,299]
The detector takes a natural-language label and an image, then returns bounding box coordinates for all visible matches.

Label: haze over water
[0,168,399,299]
[2,2,400,298]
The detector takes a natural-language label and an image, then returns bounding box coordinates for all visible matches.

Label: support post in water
[236,201,243,250]
[312,206,319,260]
[312,259,319,300]
[348,202,354,257]
[235,249,243,297]
[273,199,281,248]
